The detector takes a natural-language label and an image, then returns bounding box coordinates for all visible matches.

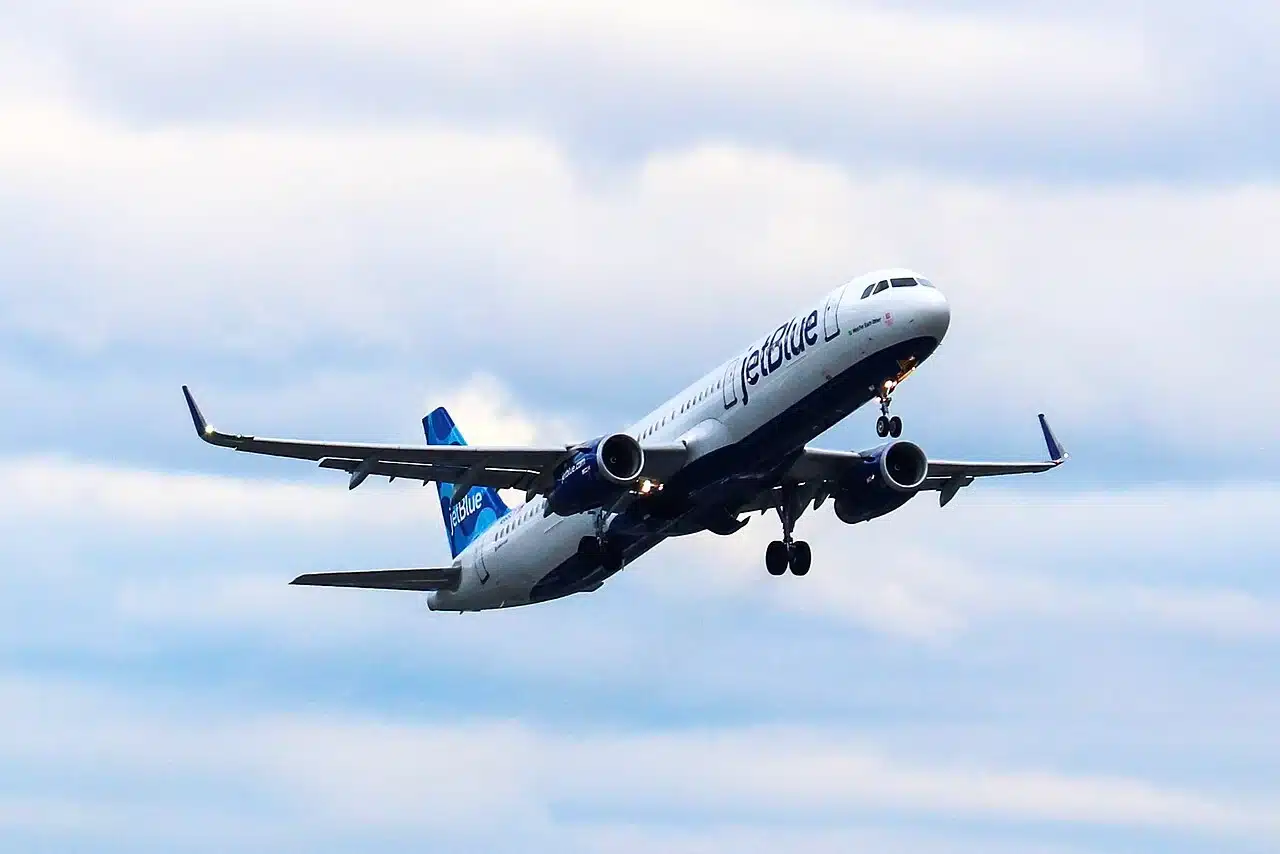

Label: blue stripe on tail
[424,407,510,559]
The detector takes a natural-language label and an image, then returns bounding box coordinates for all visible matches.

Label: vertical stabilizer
[423,407,510,558]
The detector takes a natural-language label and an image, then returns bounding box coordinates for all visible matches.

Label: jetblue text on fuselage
[731,310,821,407]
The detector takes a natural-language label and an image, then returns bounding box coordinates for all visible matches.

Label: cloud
[5,2,1172,132]
[6,0,1276,181]
[2,674,1275,851]
[639,483,1280,641]
[4,452,1278,649]
[0,93,1276,466]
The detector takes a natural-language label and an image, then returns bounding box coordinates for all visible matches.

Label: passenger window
[891,277,916,288]
[873,279,889,295]
[861,283,876,299]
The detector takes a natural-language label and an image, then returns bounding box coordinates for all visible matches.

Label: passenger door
[722,358,741,409]
[823,287,845,341]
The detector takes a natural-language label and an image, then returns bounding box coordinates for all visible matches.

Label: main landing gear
[766,487,812,577]
[875,380,903,439]
[584,509,624,573]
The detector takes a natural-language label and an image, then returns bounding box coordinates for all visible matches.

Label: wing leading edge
[919,414,1067,506]
[182,386,688,492]
[925,414,1067,479]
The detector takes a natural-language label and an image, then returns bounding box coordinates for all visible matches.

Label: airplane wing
[182,386,688,493]
[742,414,1067,513]
[291,567,461,591]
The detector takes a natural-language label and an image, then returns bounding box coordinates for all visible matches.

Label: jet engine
[546,433,646,517]
[832,440,929,525]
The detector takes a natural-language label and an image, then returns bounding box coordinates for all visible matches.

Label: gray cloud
[2,674,1276,851]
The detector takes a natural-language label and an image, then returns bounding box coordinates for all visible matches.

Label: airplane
[182,268,1066,612]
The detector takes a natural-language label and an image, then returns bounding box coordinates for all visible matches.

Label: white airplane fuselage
[429,269,951,612]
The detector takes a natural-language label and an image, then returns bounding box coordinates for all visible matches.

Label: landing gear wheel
[876,380,900,439]
[765,540,789,576]
[789,541,812,576]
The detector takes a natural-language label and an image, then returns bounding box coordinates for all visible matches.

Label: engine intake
[879,440,928,492]
[597,433,644,484]
[833,440,928,525]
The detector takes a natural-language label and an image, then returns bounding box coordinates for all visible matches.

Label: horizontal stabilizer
[290,567,461,592]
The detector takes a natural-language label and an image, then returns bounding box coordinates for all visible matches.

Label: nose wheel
[875,382,903,438]
[765,487,812,576]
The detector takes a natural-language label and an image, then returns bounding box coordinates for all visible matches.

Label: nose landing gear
[875,380,903,438]
[765,485,812,577]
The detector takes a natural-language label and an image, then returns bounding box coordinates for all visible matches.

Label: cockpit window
[890,277,917,288]
[861,282,876,299]
[872,279,889,295]
[916,277,935,288]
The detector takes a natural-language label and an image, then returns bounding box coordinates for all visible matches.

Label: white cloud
[2,6,1276,852]
[3,370,576,529]
[639,484,1280,641]
[0,93,1275,450]
[4,452,1278,647]
[8,1,1175,134]
[4,454,419,530]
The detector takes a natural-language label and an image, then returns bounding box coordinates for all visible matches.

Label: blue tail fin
[424,407,510,558]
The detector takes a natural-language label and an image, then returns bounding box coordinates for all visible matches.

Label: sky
[1,1,1278,851]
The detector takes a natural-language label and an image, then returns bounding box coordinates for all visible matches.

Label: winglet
[182,386,240,448]
[1038,414,1067,463]
[182,385,211,439]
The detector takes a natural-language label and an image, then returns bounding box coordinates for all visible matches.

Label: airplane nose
[919,288,950,343]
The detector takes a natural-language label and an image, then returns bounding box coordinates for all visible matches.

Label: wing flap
[316,458,538,490]
[782,448,864,483]
[925,459,1061,478]
[291,567,462,591]
[639,443,692,480]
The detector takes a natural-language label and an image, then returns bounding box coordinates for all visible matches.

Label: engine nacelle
[832,440,929,525]
[546,433,646,517]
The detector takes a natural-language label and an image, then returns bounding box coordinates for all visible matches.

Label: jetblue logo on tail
[423,406,510,558]
[730,309,820,407]
[449,490,484,532]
